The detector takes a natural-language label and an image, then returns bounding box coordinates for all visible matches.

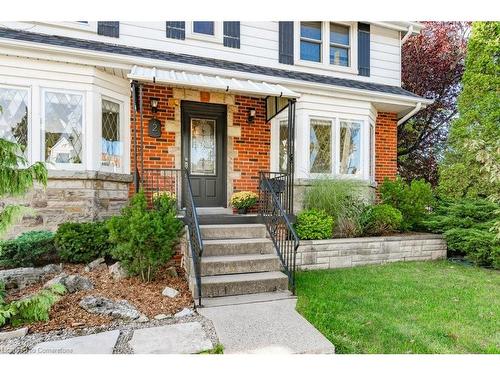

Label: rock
[84,258,106,272]
[174,308,194,318]
[162,286,179,298]
[135,314,149,323]
[0,264,62,291]
[79,296,141,320]
[109,262,127,280]
[41,264,63,274]
[154,314,170,320]
[31,330,120,354]
[0,327,28,341]
[165,266,178,278]
[44,273,93,293]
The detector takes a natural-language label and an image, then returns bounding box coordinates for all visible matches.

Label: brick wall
[375,112,398,187]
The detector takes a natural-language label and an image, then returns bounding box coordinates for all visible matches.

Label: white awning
[127,65,300,99]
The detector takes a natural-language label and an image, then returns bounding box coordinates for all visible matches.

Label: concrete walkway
[199,298,335,354]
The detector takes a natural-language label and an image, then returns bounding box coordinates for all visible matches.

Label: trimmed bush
[0,231,57,268]
[362,204,403,236]
[295,210,334,240]
[379,177,434,231]
[55,221,112,264]
[107,190,184,282]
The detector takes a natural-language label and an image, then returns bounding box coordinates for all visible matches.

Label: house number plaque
[148,118,162,138]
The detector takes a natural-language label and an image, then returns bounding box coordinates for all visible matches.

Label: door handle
[184,158,189,170]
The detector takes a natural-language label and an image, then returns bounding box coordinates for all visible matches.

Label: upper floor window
[101,99,122,171]
[300,22,322,62]
[330,23,350,67]
[0,86,29,159]
[193,21,215,36]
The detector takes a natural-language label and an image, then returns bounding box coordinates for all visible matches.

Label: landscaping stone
[44,273,93,293]
[136,314,149,323]
[0,327,28,341]
[154,314,170,320]
[0,264,62,291]
[79,296,141,320]
[43,273,68,289]
[109,262,127,280]
[84,258,106,272]
[41,264,63,274]
[174,308,194,318]
[128,322,213,354]
[162,286,179,298]
[165,266,178,278]
[30,330,120,354]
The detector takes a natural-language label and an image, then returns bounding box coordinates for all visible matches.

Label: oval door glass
[190,118,216,175]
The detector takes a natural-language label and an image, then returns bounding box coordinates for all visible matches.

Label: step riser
[202,242,274,256]
[200,258,281,276]
[195,278,289,298]
[201,226,267,240]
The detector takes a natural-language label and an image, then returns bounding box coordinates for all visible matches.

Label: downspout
[397,102,422,126]
[401,25,414,44]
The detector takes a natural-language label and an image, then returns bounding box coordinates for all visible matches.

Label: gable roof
[0,27,423,100]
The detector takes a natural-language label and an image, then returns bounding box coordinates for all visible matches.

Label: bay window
[0,86,29,159]
[279,120,288,173]
[101,99,122,171]
[309,119,332,173]
[339,120,361,175]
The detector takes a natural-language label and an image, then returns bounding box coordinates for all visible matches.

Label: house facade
[0,21,431,238]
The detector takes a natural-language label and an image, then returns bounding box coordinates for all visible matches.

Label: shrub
[107,190,184,282]
[445,228,499,269]
[362,204,403,236]
[230,191,259,210]
[295,210,334,240]
[379,177,434,231]
[303,178,368,237]
[0,231,57,268]
[55,221,112,264]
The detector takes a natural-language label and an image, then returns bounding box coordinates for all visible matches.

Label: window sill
[295,60,358,75]
[47,169,133,182]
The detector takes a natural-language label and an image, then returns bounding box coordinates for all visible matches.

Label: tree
[438,21,500,202]
[399,22,469,185]
[0,105,48,235]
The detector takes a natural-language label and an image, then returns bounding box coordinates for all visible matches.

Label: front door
[181,101,226,207]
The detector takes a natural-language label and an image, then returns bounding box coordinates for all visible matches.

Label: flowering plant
[230,191,259,209]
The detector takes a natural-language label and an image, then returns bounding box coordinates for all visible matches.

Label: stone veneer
[1,171,132,239]
[297,233,447,270]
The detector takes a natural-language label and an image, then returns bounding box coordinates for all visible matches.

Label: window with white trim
[43,90,84,168]
[300,22,322,62]
[339,120,361,175]
[0,86,29,159]
[329,23,350,67]
[193,21,215,36]
[101,99,122,171]
[309,118,332,173]
[369,123,375,181]
[278,120,288,173]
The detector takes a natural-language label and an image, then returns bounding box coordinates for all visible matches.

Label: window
[101,99,122,171]
[0,86,29,158]
[300,22,322,62]
[193,21,215,36]
[339,120,361,175]
[369,123,374,180]
[309,119,332,173]
[43,90,84,167]
[330,23,350,67]
[279,120,288,173]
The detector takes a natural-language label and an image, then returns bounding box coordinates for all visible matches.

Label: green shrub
[445,228,499,269]
[303,178,368,237]
[379,177,434,231]
[362,204,403,236]
[55,221,112,264]
[0,231,57,268]
[295,210,334,240]
[107,190,184,282]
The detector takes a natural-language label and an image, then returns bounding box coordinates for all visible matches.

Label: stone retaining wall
[1,171,132,239]
[297,233,447,270]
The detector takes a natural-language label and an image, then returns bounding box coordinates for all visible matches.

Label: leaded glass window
[310,119,332,173]
[101,99,121,170]
[44,90,83,166]
[0,87,29,157]
[339,120,361,175]
[191,118,216,175]
[279,120,288,173]
[369,124,374,180]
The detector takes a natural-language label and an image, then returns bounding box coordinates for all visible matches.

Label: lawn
[295,261,500,354]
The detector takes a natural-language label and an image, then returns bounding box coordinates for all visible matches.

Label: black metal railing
[182,169,204,307]
[259,172,300,293]
[142,168,183,209]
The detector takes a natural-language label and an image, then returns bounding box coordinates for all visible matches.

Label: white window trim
[295,21,359,75]
[34,21,98,33]
[308,116,334,176]
[187,22,223,44]
[337,118,364,178]
[41,87,86,171]
[99,95,125,173]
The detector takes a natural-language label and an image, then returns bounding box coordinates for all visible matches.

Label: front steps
[186,223,291,304]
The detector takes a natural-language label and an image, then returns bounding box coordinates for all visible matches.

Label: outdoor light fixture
[248,108,256,123]
[150,97,159,113]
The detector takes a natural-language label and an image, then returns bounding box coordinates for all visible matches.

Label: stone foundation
[297,233,447,270]
[1,171,132,239]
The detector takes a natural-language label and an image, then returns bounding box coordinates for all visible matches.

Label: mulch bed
[5,262,193,333]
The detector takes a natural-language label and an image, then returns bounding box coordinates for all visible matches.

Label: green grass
[198,343,224,354]
[295,261,500,354]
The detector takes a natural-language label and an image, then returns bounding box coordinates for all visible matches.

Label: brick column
[375,112,398,187]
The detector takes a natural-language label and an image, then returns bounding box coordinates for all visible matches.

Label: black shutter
[97,22,120,38]
[223,21,240,48]
[279,21,294,65]
[358,22,370,77]
[166,22,186,40]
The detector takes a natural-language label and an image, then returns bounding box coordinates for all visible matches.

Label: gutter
[401,24,415,44]
[397,102,422,125]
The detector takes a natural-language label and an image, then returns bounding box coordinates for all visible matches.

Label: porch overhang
[127,65,300,99]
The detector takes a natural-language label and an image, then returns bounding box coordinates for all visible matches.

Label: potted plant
[230,191,259,214]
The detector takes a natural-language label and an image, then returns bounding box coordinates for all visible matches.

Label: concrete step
[201,238,274,256]
[200,291,295,308]
[200,224,267,240]
[196,271,289,298]
[200,254,281,276]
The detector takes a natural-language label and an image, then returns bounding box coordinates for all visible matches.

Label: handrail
[182,169,204,307]
[259,172,300,293]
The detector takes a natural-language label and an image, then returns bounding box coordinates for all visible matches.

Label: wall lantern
[148,97,161,138]
[248,108,256,123]
[150,97,160,113]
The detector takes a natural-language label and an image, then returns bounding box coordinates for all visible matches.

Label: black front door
[181,101,226,207]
